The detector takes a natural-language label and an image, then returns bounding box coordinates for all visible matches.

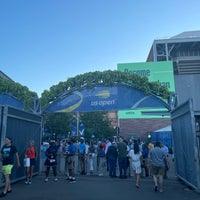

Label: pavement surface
[1,169,200,200]
[1,156,200,200]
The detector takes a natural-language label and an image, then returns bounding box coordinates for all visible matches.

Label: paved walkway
[1,156,200,200]
[2,168,200,200]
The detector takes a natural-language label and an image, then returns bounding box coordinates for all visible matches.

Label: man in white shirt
[105,138,112,171]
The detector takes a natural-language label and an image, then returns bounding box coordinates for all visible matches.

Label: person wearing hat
[44,140,58,182]
[0,137,21,197]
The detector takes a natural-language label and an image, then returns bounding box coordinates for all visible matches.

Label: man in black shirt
[0,137,21,197]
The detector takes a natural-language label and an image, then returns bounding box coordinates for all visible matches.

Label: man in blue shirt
[66,138,76,183]
[78,137,86,175]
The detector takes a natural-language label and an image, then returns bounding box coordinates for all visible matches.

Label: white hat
[112,141,116,144]
[80,137,84,140]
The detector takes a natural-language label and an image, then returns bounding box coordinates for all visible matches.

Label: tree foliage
[40,70,170,140]
[0,70,170,139]
[40,70,169,110]
[0,77,38,111]
[79,112,116,139]
[43,112,72,139]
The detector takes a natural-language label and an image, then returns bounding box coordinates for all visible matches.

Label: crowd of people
[0,135,170,198]
[50,136,170,192]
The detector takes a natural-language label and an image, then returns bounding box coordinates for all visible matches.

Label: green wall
[117,61,175,119]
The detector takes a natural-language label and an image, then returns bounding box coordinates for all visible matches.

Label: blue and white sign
[44,84,169,113]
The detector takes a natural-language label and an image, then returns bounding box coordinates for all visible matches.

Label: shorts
[25,158,36,167]
[30,158,36,166]
[2,165,13,175]
[151,165,165,176]
[66,156,75,170]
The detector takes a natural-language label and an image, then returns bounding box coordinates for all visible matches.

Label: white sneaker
[54,178,58,181]
[24,179,29,184]
[45,178,48,182]
[69,179,76,183]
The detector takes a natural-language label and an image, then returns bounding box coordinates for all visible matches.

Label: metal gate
[0,105,42,186]
[171,99,200,192]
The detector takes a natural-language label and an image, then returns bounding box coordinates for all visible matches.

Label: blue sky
[0,0,200,97]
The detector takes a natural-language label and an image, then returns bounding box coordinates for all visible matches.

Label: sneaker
[154,185,158,192]
[66,177,72,181]
[45,178,48,182]
[54,178,58,181]
[136,184,140,188]
[69,179,76,183]
[98,173,103,177]
[28,181,32,185]
[24,179,29,184]
[159,189,163,193]
[0,192,7,197]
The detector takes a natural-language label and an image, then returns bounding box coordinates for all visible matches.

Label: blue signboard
[0,93,24,110]
[70,121,85,137]
[44,84,169,113]
[71,121,77,137]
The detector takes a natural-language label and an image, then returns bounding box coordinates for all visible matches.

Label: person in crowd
[124,139,130,177]
[117,137,128,179]
[88,142,96,175]
[24,140,37,184]
[0,137,21,197]
[148,142,154,150]
[141,143,149,177]
[106,142,118,178]
[85,140,90,174]
[161,142,169,179]
[161,142,169,156]
[44,140,58,182]
[65,138,76,183]
[148,141,166,193]
[128,141,142,188]
[101,139,107,151]
[105,138,112,171]
[78,137,86,175]
[41,141,49,171]
[63,138,71,178]
[97,144,106,176]
[128,139,134,150]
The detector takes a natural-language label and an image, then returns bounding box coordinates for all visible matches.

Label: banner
[117,61,174,118]
[44,84,169,113]
[70,121,85,137]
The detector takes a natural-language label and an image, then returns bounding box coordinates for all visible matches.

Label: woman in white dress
[128,142,142,188]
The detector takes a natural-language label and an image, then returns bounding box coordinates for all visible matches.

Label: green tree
[40,70,169,110]
[40,70,169,140]
[43,112,72,139]
[80,112,116,139]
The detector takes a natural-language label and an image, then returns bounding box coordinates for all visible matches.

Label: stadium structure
[146,30,200,191]
[118,31,200,140]
[147,30,200,110]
